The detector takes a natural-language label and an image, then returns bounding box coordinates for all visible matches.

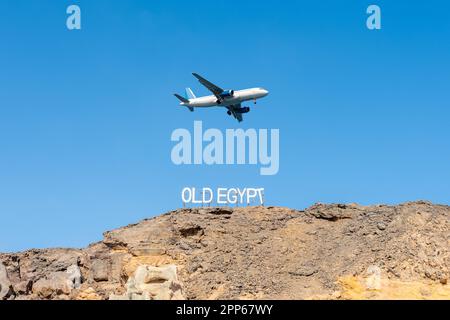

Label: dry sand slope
[1,201,449,300]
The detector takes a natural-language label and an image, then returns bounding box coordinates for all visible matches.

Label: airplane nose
[262,89,269,96]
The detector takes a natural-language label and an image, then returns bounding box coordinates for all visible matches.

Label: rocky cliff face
[1,201,449,300]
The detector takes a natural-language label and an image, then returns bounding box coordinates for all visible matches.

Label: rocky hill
[1,201,449,300]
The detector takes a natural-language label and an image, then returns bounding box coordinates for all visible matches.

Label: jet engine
[219,90,235,99]
[235,107,250,114]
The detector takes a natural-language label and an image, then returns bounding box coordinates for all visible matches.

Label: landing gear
[254,98,257,105]
[227,111,232,116]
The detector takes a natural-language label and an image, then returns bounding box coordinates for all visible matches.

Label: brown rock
[0,263,14,300]
[1,202,449,300]
[14,280,33,295]
[32,272,74,298]
[91,259,110,282]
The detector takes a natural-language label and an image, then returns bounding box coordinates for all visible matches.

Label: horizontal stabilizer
[174,94,194,112]
[174,93,189,103]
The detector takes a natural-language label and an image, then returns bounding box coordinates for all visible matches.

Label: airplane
[174,73,269,122]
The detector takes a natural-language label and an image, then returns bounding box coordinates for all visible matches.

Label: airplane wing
[227,104,244,123]
[192,73,224,98]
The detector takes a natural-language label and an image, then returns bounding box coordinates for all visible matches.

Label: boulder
[135,265,178,285]
[306,203,355,221]
[76,287,103,300]
[14,280,33,295]
[67,265,82,289]
[32,271,76,298]
[91,259,109,282]
[365,265,382,290]
[109,265,184,300]
[0,263,14,300]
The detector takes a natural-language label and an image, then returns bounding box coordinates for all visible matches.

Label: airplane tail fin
[185,88,196,99]
[174,93,194,112]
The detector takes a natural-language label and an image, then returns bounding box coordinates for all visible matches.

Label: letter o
[181,188,192,203]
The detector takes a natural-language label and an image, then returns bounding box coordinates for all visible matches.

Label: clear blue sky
[1,0,449,252]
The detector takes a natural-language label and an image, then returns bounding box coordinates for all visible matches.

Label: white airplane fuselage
[180,88,269,108]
